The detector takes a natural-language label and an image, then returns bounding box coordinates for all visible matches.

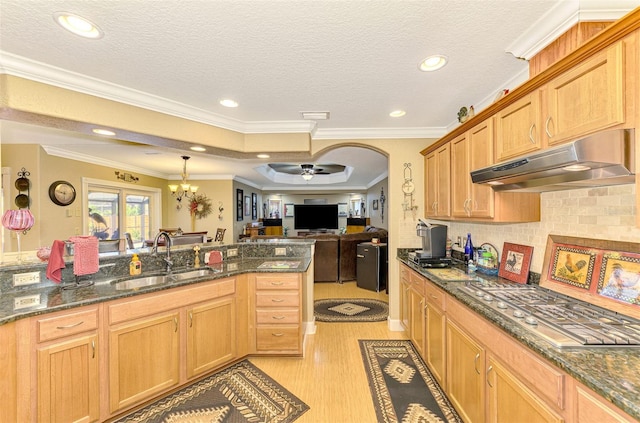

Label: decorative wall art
[236,189,243,221]
[244,196,251,216]
[338,203,348,217]
[251,193,257,220]
[498,242,533,284]
[268,199,281,218]
[284,203,294,218]
[372,199,379,210]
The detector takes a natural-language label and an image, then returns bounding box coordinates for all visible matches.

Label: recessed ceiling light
[301,111,330,120]
[190,146,206,152]
[257,154,270,159]
[92,128,115,136]
[390,110,406,118]
[220,99,238,108]
[419,55,448,72]
[54,12,103,39]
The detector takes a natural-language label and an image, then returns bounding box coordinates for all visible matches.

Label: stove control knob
[483,294,493,302]
[513,309,525,318]
[476,290,484,297]
[496,301,508,309]
[524,316,538,325]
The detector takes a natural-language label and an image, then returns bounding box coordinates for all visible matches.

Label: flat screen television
[294,204,339,230]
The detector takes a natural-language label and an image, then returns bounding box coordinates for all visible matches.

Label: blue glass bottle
[464,233,474,262]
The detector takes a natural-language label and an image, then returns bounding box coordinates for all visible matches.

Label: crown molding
[506,0,637,60]
[313,127,448,140]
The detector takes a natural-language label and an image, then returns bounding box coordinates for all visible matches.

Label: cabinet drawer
[37,307,99,343]
[256,309,300,324]
[256,291,300,307]
[424,281,446,311]
[255,274,300,290]
[256,326,300,351]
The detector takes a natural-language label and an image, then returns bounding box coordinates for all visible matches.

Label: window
[83,178,161,248]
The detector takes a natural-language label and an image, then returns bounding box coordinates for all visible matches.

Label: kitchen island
[398,251,640,422]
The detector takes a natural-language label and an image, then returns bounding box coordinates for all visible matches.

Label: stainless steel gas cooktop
[459,280,640,348]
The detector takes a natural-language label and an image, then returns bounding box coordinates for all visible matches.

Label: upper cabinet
[425,144,451,218]
[495,91,544,162]
[544,40,625,145]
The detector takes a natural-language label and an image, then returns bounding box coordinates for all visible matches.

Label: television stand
[298,230,335,236]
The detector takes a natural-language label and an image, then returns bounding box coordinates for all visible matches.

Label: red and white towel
[45,240,66,283]
[69,236,99,276]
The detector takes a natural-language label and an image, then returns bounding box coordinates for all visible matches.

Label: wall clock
[48,180,76,206]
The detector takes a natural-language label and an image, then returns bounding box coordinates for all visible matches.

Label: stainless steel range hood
[470,129,635,192]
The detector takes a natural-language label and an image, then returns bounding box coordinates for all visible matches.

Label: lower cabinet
[424,281,446,388]
[108,312,180,413]
[446,318,486,423]
[34,306,101,423]
[186,297,237,379]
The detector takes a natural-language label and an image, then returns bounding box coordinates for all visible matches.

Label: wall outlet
[227,248,238,257]
[275,247,287,256]
[14,294,41,310]
[227,262,238,271]
[13,271,41,286]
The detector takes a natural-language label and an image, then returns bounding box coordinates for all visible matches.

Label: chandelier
[169,156,198,209]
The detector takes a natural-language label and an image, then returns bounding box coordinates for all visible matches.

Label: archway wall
[311,137,439,324]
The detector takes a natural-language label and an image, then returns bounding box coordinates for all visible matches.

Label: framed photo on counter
[499,242,533,284]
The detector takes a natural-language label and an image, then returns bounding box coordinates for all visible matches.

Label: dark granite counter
[397,252,640,421]
[0,241,312,326]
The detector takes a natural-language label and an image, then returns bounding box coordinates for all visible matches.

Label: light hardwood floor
[249,281,407,423]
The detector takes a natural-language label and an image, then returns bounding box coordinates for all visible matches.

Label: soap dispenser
[130,253,142,276]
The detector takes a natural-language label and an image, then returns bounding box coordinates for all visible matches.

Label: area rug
[115,360,309,423]
[359,340,462,423]
[314,298,389,322]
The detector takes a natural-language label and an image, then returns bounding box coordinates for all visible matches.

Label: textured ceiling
[0,0,637,190]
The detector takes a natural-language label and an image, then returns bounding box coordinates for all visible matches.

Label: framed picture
[596,251,640,305]
[547,243,597,290]
[284,203,294,218]
[251,193,257,220]
[372,199,379,210]
[498,242,533,284]
[214,228,226,243]
[244,195,251,216]
[236,189,243,221]
[268,199,281,218]
[338,203,348,217]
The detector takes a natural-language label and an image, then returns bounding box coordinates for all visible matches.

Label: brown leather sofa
[249,227,387,283]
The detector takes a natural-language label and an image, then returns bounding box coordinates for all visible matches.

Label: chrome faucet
[152,231,173,272]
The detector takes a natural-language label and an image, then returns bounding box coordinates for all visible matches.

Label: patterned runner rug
[115,360,309,423]
[314,298,389,322]
[359,340,462,423]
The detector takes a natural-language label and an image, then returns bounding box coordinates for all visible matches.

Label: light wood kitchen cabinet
[0,322,17,423]
[446,318,486,423]
[573,381,635,423]
[451,119,494,218]
[545,40,625,146]
[424,143,451,218]
[108,311,180,413]
[186,296,237,379]
[34,306,100,423]
[487,355,564,423]
[424,279,446,387]
[253,273,302,354]
[494,91,544,162]
[408,272,425,357]
[399,265,411,330]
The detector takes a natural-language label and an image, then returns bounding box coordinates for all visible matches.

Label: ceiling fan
[267,163,346,179]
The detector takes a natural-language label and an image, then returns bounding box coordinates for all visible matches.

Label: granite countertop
[0,257,311,326]
[397,256,640,420]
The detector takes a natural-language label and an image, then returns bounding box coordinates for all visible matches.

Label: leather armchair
[306,234,339,282]
[338,230,387,282]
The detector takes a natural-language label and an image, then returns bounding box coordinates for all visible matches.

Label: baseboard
[388,318,404,332]
[303,318,316,335]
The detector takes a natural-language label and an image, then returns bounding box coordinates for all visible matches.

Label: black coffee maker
[409,220,451,267]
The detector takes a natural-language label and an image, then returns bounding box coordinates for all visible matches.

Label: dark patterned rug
[115,360,309,423]
[314,298,389,322]
[359,340,462,423]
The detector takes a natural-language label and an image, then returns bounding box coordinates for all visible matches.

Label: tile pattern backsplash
[438,184,639,274]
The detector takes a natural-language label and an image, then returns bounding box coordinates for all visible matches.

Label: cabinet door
[409,287,425,357]
[546,41,624,145]
[425,152,438,217]
[495,92,543,162]
[425,302,446,387]
[468,119,494,218]
[446,319,485,423]
[435,144,451,217]
[109,312,180,413]
[37,334,100,423]
[400,276,411,331]
[187,297,237,379]
[574,382,635,423]
[451,133,470,217]
[487,356,564,423]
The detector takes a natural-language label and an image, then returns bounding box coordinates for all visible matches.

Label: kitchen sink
[168,267,220,282]
[114,275,169,290]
